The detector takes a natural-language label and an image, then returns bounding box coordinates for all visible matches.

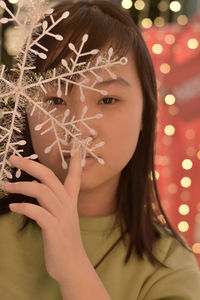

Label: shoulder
[138,224,200,300]
[153,224,197,270]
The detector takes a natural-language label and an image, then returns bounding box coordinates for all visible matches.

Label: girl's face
[27,51,143,191]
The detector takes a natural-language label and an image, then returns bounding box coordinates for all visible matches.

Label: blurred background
[0,0,200,265]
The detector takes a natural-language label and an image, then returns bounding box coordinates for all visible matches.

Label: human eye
[44,97,66,106]
[98,97,119,105]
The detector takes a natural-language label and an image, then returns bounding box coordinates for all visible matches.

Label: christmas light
[121,0,133,10]
[8,0,18,3]
[182,159,193,170]
[180,177,192,188]
[158,0,169,12]
[178,221,189,232]
[187,38,199,49]
[177,14,188,25]
[160,63,171,74]
[164,125,175,136]
[164,94,176,105]
[169,1,181,12]
[154,16,165,27]
[164,34,176,45]
[179,204,190,215]
[141,18,152,29]
[152,43,163,54]
[134,0,145,10]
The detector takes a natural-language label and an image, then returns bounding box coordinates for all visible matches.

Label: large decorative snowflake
[0,0,127,194]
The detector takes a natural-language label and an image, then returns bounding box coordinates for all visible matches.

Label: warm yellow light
[152,43,163,54]
[8,0,18,3]
[180,177,191,188]
[121,0,133,9]
[185,129,195,140]
[165,34,176,45]
[164,94,176,105]
[179,204,190,215]
[169,1,181,12]
[178,221,189,232]
[197,150,200,160]
[160,63,171,74]
[154,16,165,27]
[155,170,160,180]
[164,125,175,136]
[168,184,178,194]
[158,0,169,12]
[192,243,200,254]
[187,38,199,49]
[177,15,188,25]
[134,0,145,10]
[141,18,152,29]
[182,159,193,170]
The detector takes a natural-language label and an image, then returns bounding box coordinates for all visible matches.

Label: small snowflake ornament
[0,0,127,195]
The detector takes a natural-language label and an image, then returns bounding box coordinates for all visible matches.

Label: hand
[4,147,84,283]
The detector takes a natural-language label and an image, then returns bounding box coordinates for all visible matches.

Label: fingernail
[9,203,18,210]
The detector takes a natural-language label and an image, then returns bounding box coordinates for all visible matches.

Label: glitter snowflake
[0,0,127,193]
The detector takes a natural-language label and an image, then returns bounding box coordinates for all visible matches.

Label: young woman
[1,1,200,299]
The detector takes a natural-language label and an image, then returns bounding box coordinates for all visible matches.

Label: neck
[77,175,120,217]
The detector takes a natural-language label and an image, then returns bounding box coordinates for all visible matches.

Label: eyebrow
[95,77,131,88]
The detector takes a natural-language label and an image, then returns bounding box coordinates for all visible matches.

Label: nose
[65,104,100,144]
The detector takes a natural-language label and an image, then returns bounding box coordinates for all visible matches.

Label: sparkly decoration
[0,0,127,194]
[142,11,200,264]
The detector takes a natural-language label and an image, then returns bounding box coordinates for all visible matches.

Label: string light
[197,151,200,160]
[164,125,175,136]
[192,243,200,254]
[141,18,152,29]
[178,221,189,232]
[187,38,199,49]
[8,0,18,3]
[169,1,182,12]
[164,34,176,45]
[160,63,171,74]
[182,159,193,170]
[180,177,192,188]
[179,204,190,215]
[152,43,163,54]
[158,0,169,12]
[121,0,133,9]
[154,16,165,27]
[164,94,176,105]
[168,183,178,194]
[134,0,145,10]
[177,15,188,25]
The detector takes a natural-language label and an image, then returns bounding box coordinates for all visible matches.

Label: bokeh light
[164,34,176,45]
[121,0,133,9]
[187,38,199,49]
[141,18,152,29]
[152,43,163,54]
[192,243,200,254]
[180,177,192,188]
[134,0,145,10]
[178,221,189,232]
[169,1,182,12]
[160,63,171,74]
[8,0,18,3]
[179,204,190,215]
[154,16,165,27]
[164,125,175,136]
[158,0,169,12]
[177,15,188,25]
[182,159,193,170]
[164,94,176,105]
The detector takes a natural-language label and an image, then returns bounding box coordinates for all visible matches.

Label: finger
[9,202,55,231]
[9,155,68,204]
[64,144,82,200]
[4,181,62,217]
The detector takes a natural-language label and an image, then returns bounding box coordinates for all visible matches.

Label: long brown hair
[1,0,186,266]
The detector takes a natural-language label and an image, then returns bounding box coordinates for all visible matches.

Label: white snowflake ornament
[0,0,128,195]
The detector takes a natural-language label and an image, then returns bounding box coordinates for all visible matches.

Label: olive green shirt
[0,212,200,299]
